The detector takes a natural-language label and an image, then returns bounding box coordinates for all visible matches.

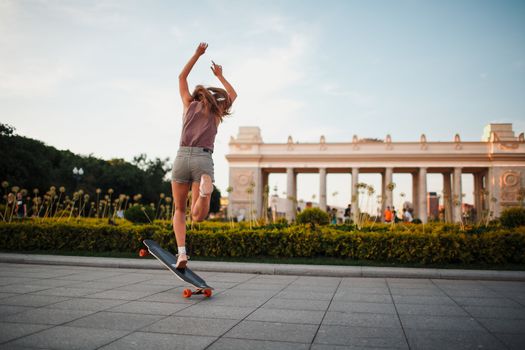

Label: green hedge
[0,220,524,264]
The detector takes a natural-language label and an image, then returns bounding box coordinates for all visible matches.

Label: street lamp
[73,167,84,190]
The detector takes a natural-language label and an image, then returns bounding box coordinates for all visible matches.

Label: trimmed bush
[500,207,525,228]
[296,208,330,226]
[0,220,524,265]
[124,205,155,224]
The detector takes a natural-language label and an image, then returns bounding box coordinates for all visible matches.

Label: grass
[2,250,524,271]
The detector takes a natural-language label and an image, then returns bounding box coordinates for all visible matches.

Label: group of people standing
[384,205,413,223]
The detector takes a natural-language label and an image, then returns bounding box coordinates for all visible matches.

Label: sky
[2,0,525,210]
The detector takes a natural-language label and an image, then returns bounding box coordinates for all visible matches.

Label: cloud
[0,59,76,98]
[223,30,315,143]
[321,83,377,107]
[48,0,128,28]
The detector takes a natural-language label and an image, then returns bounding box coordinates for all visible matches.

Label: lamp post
[72,167,84,190]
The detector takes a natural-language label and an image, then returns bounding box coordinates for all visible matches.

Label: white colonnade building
[226,123,525,223]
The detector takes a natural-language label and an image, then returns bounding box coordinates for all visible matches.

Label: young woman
[172,42,237,269]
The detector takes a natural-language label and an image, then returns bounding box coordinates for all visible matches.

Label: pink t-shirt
[179,101,218,150]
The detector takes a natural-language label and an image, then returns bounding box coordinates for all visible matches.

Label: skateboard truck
[183,288,213,298]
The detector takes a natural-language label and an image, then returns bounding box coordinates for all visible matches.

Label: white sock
[178,246,186,255]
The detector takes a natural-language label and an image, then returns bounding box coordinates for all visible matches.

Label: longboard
[143,239,213,298]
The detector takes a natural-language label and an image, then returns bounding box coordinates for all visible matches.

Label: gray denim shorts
[171,146,215,184]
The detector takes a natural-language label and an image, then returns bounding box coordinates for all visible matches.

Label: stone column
[351,167,359,223]
[319,168,327,212]
[286,167,296,222]
[443,173,452,222]
[486,167,503,218]
[412,172,419,218]
[262,171,270,221]
[384,167,394,213]
[453,167,462,223]
[473,173,482,222]
[419,167,428,223]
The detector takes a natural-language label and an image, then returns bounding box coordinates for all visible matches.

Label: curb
[1,253,524,281]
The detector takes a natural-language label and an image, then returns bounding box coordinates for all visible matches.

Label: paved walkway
[0,263,524,349]
[2,253,525,281]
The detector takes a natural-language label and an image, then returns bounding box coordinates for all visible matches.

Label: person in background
[16,192,26,218]
[344,204,352,223]
[384,206,393,223]
[403,208,413,222]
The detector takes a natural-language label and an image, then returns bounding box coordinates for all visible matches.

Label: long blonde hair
[192,85,232,123]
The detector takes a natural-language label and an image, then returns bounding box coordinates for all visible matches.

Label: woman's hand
[210,60,223,78]
[195,42,208,56]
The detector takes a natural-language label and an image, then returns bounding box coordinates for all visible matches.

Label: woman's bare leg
[190,176,212,222]
[172,181,190,266]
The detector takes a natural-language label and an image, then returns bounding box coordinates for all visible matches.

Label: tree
[0,125,171,204]
[210,186,221,213]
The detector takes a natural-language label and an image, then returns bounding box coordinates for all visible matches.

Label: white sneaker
[199,174,213,197]
[175,254,189,269]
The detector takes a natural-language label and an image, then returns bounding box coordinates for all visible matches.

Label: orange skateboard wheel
[139,249,148,257]
[182,289,192,298]
[203,289,212,298]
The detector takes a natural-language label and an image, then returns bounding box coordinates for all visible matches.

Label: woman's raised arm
[179,42,208,109]
[211,60,237,103]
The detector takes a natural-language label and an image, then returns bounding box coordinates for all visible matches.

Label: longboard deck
[143,239,213,290]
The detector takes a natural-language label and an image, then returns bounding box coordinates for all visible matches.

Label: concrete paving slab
[395,303,469,316]
[464,305,525,319]
[261,298,330,311]
[0,305,35,316]
[452,296,522,307]
[333,291,392,303]
[311,345,405,350]
[391,295,457,305]
[175,304,255,320]
[86,289,157,300]
[31,286,102,297]
[0,284,53,294]
[140,290,199,304]
[0,292,18,300]
[389,287,446,297]
[65,311,164,331]
[224,320,318,343]
[275,290,334,301]
[404,329,506,350]
[0,294,69,307]
[210,295,271,307]
[1,307,94,325]
[329,301,397,314]
[247,308,325,325]
[108,300,189,316]
[47,298,128,312]
[219,289,278,298]
[334,286,389,295]
[399,314,486,332]
[314,325,409,348]
[208,337,310,350]
[291,276,341,286]
[0,322,51,343]
[322,311,402,329]
[233,282,286,291]
[142,315,238,336]
[98,331,217,350]
[5,325,128,350]
[493,332,525,350]
[477,318,525,334]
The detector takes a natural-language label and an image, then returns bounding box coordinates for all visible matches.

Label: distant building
[227,123,525,223]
